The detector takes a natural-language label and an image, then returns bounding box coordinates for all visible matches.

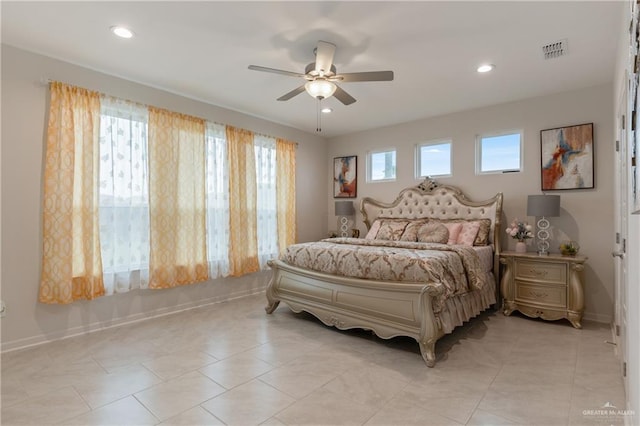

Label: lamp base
[339,216,349,237]
[536,217,551,257]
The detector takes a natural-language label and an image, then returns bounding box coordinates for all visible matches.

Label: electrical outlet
[0,300,5,318]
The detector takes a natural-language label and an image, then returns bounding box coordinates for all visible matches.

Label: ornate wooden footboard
[265,259,445,367]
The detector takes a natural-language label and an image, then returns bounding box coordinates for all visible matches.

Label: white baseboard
[1,286,266,353]
[582,311,612,325]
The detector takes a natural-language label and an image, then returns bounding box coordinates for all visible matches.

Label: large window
[205,123,230,278]
[254,134,278,268]
[477,130,523,174]
[416,140,452,178]
[98,103,284,293]
[367,148,397,182]
[40,82,296,303]
[99,98,150,293]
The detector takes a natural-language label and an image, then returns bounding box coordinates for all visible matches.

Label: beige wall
[328,84,615,323]
[0,45,328,349]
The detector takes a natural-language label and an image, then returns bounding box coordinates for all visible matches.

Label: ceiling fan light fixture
[321,107,333,113]
[305,79,337,99]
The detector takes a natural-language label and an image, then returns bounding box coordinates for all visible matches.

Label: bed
[265,178,503,367]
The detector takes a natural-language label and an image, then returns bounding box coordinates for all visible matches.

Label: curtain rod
[41,77,298,146]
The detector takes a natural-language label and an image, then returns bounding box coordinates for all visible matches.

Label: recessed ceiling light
[321,107,333,114]
[110,26,134,39]
[477,64,495,73]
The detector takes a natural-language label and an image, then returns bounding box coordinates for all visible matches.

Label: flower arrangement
[505,219,533,242]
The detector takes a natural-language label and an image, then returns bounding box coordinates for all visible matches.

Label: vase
[515,240,527,253]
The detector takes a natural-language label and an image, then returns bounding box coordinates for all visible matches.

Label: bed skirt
[439,271,496,334]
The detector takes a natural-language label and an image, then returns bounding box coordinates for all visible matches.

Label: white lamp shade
[305,79,337,99]
[527,195,560,217]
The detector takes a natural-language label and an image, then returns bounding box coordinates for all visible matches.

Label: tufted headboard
[360,178,503,254]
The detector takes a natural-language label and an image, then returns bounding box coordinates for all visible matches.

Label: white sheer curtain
[205,123,230,278]
[254,134,278,268]
[98,97,150,294]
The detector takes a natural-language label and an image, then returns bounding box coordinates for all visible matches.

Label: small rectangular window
[367,149,396,182]
[416,140,452,178]
[477,131,522,174]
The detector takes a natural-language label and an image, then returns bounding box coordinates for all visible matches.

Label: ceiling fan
[248,40,394,106]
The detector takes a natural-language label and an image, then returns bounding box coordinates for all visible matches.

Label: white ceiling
[1,1,623,138]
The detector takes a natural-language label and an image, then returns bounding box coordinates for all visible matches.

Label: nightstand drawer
[515,260,566,285]
[515,281,566,308]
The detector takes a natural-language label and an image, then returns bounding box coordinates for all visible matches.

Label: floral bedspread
[279,237,487,302]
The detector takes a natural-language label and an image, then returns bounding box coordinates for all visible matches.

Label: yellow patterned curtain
[148,107,208,288]
[40,82,105,303]
[226,126,260,276]
[276,139,297,252]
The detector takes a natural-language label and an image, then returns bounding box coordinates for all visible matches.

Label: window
[367,148,397,182]
[206,126,281,274]
[477,131,523,174]
[98,104,286,292]
[99,98,150,293]
[416,140,452,178]
[254,134,278,268]
[40,82,297,303]
[205,122,230,278]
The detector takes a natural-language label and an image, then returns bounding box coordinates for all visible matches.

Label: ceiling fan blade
[334,71,394,82]
[314,41,336,76]
[277,85,306,101]
[333,85,356,105]
[248,65,305,78]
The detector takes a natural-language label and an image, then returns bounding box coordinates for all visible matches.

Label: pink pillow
[442,222,463,245]
[457,221,481,246]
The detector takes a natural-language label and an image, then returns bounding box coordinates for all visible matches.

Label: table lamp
[335,201,355,237]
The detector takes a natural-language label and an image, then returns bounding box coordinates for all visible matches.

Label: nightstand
[499,251,587,329]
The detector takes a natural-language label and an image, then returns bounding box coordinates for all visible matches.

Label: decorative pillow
[417,223,449,243]
[457,221,481,246]
[432,218,492,246]
[442,222,463,245]
[375,219,410,241]
[365,219,383,239]
[400,220,429,241]
[472,219,492,246]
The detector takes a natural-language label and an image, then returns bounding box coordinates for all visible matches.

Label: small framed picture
[334,155,357,198]
[540,123,594,190]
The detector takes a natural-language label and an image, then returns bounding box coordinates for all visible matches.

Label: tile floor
[1,293,627,425]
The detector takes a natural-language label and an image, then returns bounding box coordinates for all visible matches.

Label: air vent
[542,39,568,60]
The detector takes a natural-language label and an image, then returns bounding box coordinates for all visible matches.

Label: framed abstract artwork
[540,123,594,190]
[334,155,357,198]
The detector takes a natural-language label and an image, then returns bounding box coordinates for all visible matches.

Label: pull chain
[316,96,322,132]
